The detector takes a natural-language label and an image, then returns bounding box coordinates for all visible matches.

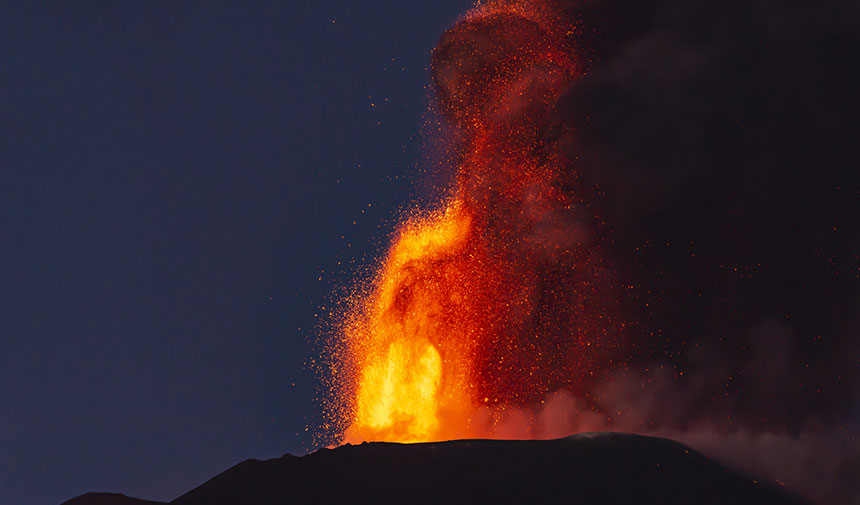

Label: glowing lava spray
[332,0,625,444]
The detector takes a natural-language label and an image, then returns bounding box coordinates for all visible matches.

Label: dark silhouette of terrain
[61,433,810,505]
[60,493,165,505]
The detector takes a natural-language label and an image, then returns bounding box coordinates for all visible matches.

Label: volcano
[62,433,810,505]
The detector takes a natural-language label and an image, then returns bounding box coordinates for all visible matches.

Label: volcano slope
[60,494,166,505]
[62,433,810,505]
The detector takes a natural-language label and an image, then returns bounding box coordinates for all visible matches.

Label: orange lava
[342,200,490,443]
[334,0,623,444]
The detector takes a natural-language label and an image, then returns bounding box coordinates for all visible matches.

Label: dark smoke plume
[553,0,860,428]
[426,0,859,503]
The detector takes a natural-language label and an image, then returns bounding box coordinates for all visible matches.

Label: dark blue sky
[0,2,471,503]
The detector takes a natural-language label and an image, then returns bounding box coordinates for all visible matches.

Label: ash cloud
[546,0,860,502]
[552,0,860,426]
[333,0,857,499]
[429,0,859,503]
[473,322,859,504]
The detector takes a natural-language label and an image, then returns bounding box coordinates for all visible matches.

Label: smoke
[423,0,860,502]
[455,318,858,503]
[475,348,859,505]
[328,0,859,502]
[546,0,860,434]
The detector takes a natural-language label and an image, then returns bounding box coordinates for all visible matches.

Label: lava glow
[333,0,625,444]
[344,201,481,443]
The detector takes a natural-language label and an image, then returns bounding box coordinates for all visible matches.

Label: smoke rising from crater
[323,1,860,503]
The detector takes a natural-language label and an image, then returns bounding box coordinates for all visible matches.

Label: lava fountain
[332,0,627,444]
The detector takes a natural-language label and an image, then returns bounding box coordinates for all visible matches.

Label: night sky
[0,2,473,504]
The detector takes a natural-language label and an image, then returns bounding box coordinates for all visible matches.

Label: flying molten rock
[335,0,625,444]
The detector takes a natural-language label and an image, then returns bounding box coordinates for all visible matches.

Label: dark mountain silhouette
[60,493,166,505]
[61,433,811,505]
